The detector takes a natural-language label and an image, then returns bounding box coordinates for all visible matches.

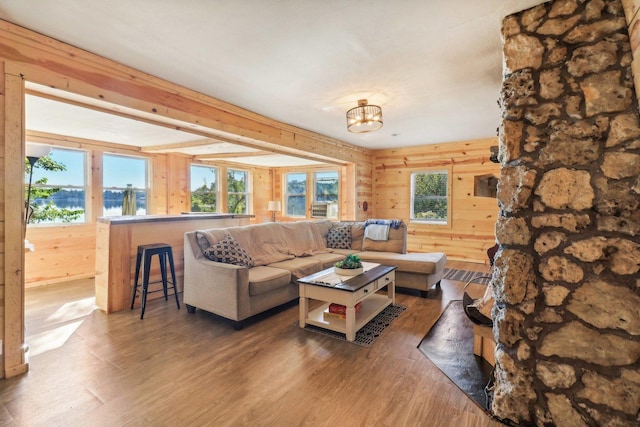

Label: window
[227,169,249,214]
[314,170,339,219]
[411,170,449,225]
[285,172,307,217]
[103,154,148,216]
[190,164,218,212]
[26,146,87,223]
[314,171,338,203]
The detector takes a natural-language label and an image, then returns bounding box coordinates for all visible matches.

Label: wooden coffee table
[298,263,396,342]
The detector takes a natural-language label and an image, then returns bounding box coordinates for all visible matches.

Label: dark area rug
[443,268,492,285]
[418,300,494,412]
[298,304,406,347]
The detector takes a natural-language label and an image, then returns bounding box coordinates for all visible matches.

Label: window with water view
[26,146,87,224]
[103,154,148,216]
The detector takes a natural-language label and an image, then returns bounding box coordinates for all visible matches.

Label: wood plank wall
[373,138,500,263]
[0,61,7,377]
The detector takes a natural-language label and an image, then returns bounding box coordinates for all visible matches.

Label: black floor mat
[417,300,494,412]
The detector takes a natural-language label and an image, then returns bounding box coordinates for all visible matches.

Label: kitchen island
[95,213,253,313]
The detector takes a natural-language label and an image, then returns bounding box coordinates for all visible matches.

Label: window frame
[102,153,149,217]
[190,163,219,213]
[284,172,308,218]
[313,170,339,219]
[226,168,250,214]
[410,167,452,227]
[26,145,89,225]
[313,170,339,203]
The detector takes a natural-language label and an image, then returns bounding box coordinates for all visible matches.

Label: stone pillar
[496,1,640,425]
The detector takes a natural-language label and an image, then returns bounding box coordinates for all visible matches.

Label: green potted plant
[334,254,363,276]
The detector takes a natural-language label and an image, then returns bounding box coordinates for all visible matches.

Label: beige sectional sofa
[183,220,446,328]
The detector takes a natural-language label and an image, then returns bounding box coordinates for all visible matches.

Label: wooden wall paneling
[149,154,168,215]
[90,148,103,223]
[374,138,499,263]
[355,159,373,221]
[0,60,5,377]
[218,165,229,213]
[166,155,189,215]
[0,211,4,254]
[3,70,27,377]
[24,225,96,286]
[94,221,110,312]
[252,167,273,224]
[340,163,355,220]
[107,224,132,313]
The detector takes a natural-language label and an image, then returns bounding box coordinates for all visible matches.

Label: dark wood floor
[3,261,501,426]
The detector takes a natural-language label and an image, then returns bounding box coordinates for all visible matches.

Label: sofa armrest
[183,234,250,321]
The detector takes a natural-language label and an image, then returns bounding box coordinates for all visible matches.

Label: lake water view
[32,197,147,223]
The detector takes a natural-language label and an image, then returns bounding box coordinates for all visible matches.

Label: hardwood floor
[3,261,500,426]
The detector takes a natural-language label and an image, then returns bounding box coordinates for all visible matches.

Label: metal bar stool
[130,243,180,319]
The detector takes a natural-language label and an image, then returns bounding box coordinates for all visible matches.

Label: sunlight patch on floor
[26,296,96,357]
[46,296,95,323]
[27,320,84,357]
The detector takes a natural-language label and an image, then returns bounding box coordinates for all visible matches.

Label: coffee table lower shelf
[304,293,392,338]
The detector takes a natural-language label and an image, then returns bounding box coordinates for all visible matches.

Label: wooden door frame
[3,67,28,378]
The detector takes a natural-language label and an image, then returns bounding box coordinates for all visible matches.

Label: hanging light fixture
[346,99,383,133]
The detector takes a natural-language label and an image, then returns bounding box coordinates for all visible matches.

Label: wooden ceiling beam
[195,150,272,160]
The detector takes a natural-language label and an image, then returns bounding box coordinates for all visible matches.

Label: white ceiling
[2,0,547,163]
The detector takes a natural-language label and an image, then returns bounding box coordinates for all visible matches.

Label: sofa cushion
[306,252,346,269]
[362,238,404,253]
[361,222,406,253]
[279,221,329,256]
[248,266,292,296]
[327,225,351,249]
[314,219,333,244]
[203,234,254,268]
[227,224,294,266]
[268,257,323,281]
[357,251,446,274]
[350,223,366,250]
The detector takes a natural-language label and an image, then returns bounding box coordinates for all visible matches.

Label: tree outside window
[26,146,86,223]
[227,169,249,214]
[411,170,449,224]
[103,154,148,216]
[190,164,218,212]
[286,172,306,217]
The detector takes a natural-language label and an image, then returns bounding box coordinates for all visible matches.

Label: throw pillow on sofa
[203,234,254,268]
[327,226,351,249]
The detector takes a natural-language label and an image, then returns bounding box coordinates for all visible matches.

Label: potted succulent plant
[334,254,363,276]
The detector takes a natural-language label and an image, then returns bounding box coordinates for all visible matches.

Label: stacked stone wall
[496,0,640,425]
